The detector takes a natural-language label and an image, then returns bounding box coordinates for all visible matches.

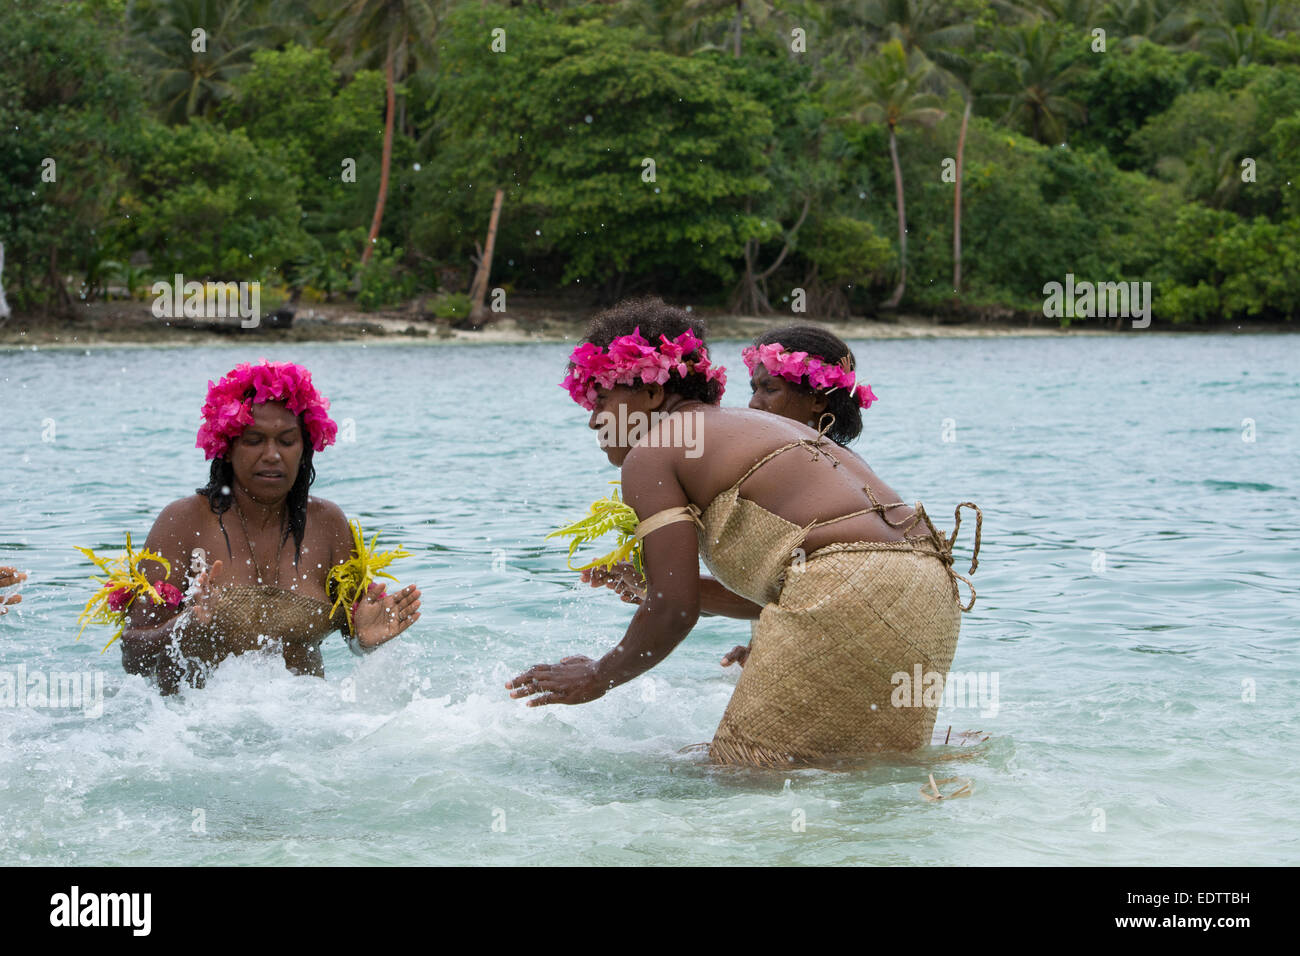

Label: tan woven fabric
[634,435,982,768]
[167,584,347,688]
[709,542,961,767]
[695,440,837,606]
[205,583,343,651]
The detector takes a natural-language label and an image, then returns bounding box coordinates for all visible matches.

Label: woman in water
[586,324,872,672]
[121,360,422,693]
[508,299,980,767]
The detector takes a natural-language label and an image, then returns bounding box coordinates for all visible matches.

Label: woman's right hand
[579,561,646,604]
[189,559,225,626]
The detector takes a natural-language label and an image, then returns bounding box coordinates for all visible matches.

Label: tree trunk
[0,242,10,322]
[468,188,505,325]
[731,198,767,315]
[47,245,73,316]
[953,97,971,297]
[731,195,811,315]
[361,50,396,267]
[734,1,742,58]
[883,127,907,309]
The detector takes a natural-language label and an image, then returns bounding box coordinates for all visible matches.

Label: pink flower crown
[197,360,338,460]
[561,327,727,410]
[742,343,878,409]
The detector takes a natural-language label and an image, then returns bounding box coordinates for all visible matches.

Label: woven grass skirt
[709,541,962,768]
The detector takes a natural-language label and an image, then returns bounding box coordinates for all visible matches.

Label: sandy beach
[1,298,1263,350]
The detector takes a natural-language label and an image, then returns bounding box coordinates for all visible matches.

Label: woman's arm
[320,500,421,651]
[508,444,701,705]
[700,576,762,620]
[120,499,200,674]
[582,565,761,620]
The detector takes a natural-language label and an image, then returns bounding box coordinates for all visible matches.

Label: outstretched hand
[352,582,422,649]
[579,562,646,605]
[0,566,26,615]
[506,655,606,707]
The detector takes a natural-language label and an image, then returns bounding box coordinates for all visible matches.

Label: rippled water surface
[1,334,1296,865]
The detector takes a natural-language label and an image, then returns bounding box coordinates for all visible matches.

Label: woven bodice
[635,436,983,612]
[695,487,809,606]
[205,583,343,651]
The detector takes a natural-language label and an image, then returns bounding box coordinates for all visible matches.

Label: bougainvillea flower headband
[561,327,728,411]
[197,359,338,460]
[742,343,878,409]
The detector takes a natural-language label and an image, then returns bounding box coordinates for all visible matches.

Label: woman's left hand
[354,582,422,649]
[506,655,606,707]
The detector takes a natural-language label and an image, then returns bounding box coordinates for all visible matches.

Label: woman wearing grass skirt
[508,298,981,768]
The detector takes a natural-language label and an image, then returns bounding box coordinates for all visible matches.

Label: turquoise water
[1,334,1296,865]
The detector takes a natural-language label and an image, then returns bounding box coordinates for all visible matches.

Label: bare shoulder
[621,443,688,516]
[138,495,209,583]
[308,496,354,564]
[149,494,209,537]
[308,495,347,525]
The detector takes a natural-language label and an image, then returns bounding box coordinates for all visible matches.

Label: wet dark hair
[753,325,864,445]
[195,399,315,565]
[581,296,724,405]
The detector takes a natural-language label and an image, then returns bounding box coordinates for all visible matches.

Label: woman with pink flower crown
[118,360,422,694]
[508,298,982,768]
[587,324,884,668]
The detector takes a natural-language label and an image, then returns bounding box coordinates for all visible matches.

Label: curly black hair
[581,296,723,405]
[753,325,864,445]
[195,404,315,566]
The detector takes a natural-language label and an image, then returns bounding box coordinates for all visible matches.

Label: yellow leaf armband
[546,481,644,575]
[74,532,180,652]
[327,518,412,635]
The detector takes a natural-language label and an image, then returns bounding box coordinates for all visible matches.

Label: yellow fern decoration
[74,533,173,652]
[327,518,412,634]
[547,481,644,574]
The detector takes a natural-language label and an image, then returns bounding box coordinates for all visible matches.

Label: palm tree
[682,0,778,57]
[1098,0,1198,50]
[326,0,440,265]
[976,20,1087,144]
[127,0,268,123]
[842,40,945,308]
[829,0,977,295]
[836,0,975,71]
[998,0,1101,27]
[1193,0,1298,66]
[950,65,975,297]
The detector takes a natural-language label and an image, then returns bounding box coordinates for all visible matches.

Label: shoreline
[1,300,1293,350]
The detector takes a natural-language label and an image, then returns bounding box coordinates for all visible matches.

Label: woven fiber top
[201,583,345,654]
[659,435,981,612]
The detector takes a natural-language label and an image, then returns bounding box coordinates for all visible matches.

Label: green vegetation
[2,0,1299,325]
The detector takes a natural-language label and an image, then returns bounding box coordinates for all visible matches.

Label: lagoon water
[1,334,1297,865]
